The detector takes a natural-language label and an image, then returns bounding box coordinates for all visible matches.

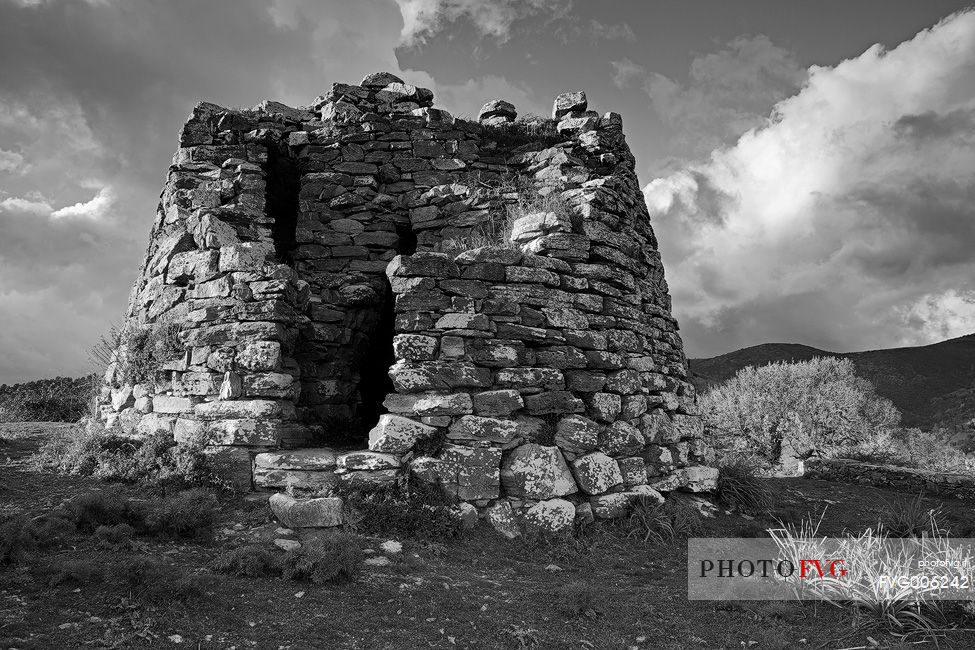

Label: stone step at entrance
[252,446,403,492]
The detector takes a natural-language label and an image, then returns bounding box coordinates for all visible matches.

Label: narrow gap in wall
[353,283,396,443]
[264,142,299,264]
[396,221,418,255]
[350,223,416,445]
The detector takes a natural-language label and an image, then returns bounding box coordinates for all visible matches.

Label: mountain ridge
[689,333,975,430]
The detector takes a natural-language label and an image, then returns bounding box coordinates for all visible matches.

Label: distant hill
[689,334,975,430]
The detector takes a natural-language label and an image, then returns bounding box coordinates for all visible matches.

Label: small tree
[701,357,900,468]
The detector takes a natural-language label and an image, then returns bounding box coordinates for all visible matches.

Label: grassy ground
[4,423,975,649]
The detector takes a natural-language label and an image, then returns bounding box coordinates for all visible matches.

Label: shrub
[89,321,123,371]
[411,428,447,458]
[701,357,900,470]
[43,557,105,587]
[735,521,771,537]
[434,168,577,256]
[62,491,145,533]
[556,581,600,618]
[508,185,573,225]
[437,227,516,257]
[339,477,463,541]
[0,510,77,566]
[118,321,184,385]
[209,544,282,578]
[144,489,218,539]
[893,427,974,474]
[716,459,774,514]
[623,495,703,544]
[279,534,363,584]
[93,524,135,551]
[479,114,563,150]
[769,514,962,640]
[36,426,228,490]
[0,516,38,566]
[116,557,207,604]
[520,527,598,565]
[0,376,95,423]
[880,494,946,538]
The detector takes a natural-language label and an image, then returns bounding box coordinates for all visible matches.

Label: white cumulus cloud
[0,195,51,215]
[645,10,975,357]
[50,186,115,220]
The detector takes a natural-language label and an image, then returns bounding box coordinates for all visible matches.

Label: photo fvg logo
[698,558,848,580]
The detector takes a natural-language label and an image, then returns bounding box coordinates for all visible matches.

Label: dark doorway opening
[264,142,299,264]
[352,280,397,440]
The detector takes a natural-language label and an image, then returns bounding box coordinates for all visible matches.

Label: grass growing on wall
[120,321,185,384]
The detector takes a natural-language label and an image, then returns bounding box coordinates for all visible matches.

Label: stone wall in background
[96,71,717,532]
[806,458,975,500]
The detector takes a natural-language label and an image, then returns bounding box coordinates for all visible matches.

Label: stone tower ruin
[97,72,716,534]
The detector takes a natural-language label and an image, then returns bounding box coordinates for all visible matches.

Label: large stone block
[494,367,564,391]
[571,452,623,495]
[152,395,195,414]
[618,456,648,487]
[385,392,473,417]
[471,389,524,417]
[241,372,297,399]
[387,253,458,279]
[336,451,401,471]
[136,412,175,437]
[392,334,439,361]
[524,499,575,535]
[485,500,520,539]
[678,465,719,493]
[598,421,645,457]
[552,90,587,120]
[588,392,621,423]
[236,341,282,371]
[195,419,286,446]
[254,468,338,492]
[605,369,641,394]
[269,493,343,528]
[194,399,292,420]
[554,415,600,453]
[448,415,528,444]
[589,492,630,519]
[500,444,577,499]
[167,250,219,285]
[254,448,337,471]
[389,360,491,393]
[218,242,275,272]
[640,411,676,444]
[522,391,585,415]
[368,414,438,454]
[438,444,502,500]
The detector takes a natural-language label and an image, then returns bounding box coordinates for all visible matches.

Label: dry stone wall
[96,71,716,532]
[806,459,975,500]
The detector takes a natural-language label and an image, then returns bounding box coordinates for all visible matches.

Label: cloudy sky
[0,0,973,383]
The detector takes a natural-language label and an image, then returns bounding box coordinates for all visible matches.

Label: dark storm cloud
[0,0,411,383]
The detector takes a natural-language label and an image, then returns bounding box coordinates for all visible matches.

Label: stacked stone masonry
[97,71,717,535]
[806,459,975,501]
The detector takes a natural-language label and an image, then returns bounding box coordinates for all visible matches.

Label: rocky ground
[4,423,975,649]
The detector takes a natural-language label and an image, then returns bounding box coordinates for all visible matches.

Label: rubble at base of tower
[96,71,717,537]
